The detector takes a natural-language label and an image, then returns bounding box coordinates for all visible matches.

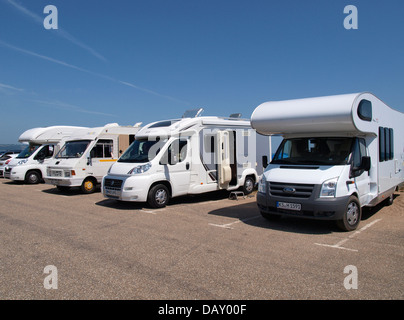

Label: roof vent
[182,108,204,118]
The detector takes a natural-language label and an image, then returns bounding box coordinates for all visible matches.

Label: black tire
[386,193,394,206]
[148,184,169,208]
[81,178,97,194]
[25,170,41,184]
[336,196,361,231]
[243,176,255,195]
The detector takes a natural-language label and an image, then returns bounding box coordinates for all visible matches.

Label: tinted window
[358,100,372,121]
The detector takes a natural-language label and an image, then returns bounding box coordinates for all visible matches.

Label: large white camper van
[44,123,141,193]
[102,109,271,208]
[4,126,87,184]
[251,92,404,231]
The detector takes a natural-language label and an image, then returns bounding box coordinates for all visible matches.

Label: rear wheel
[25,170,41,184]
[243,176,255,195]
[148,184,169,208]
[386,193,394,206]
[81,178,96,194]
[336,196,361,231]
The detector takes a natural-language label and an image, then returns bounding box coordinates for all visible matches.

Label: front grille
[269,182,314,199]
[104,178,123,190]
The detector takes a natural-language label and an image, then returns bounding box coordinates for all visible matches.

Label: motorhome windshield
[56,140,91,159]
[271,137,354,166]
[17,144,40,159]
[118,138,167,163]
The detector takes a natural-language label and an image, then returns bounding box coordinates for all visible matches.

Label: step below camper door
[217,131,232,188]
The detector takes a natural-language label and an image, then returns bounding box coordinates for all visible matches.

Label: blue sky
[0,0,403,143]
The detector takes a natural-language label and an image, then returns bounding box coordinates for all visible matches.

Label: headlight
[320,177,338,198]
[128,162,151,174]
[258,174,267,193]
[17,159,28,165]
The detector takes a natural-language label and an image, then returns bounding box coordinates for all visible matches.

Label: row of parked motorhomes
[2,93,403,231]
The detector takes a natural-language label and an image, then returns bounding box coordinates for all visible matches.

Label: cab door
[89,139,116,181]
[162,137,191,196]
[351,138,371,205]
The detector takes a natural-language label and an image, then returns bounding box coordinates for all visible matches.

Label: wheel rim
[84,180,93,191]
[346,202,359,225]
[155,188,167,205]
[245,179,254,193]
[28,173,39,183]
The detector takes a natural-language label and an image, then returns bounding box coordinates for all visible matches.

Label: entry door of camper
[89,139,117,179]
[217,130,232,189]
[163,137,191,196]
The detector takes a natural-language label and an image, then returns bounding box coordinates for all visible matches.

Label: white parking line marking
[314,219,382,252]
[209,215,261,229]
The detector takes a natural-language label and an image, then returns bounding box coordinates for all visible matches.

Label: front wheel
[25,170,41,184]
[81,178,97,194]
[148,184,169,208]
[336,196,361,231]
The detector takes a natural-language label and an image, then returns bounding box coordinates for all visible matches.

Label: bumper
[102,175,150,202]
[44,177,84,187]
[6,166,25,181]
[256,191,350,221]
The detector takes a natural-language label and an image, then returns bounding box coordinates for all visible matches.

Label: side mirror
[262,155,268,169]
[87,156,92,166]
[350,156,371,178]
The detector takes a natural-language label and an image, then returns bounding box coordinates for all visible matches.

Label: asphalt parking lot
[0,179,403,300]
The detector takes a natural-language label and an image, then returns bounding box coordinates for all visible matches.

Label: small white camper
[4,126,87,184]
[102,109,271,207]
[251,92,404,231]
[44,123,141,193]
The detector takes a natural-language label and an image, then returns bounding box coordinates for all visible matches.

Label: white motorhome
[102,109,271,208]
[4,126,87,184]
[251,92,404,231]
[44,123,141,193]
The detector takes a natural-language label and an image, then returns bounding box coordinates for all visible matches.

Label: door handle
[186,162,190,170]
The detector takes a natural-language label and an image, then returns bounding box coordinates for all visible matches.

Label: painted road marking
[314,219,382,252]
[209,215,261,229]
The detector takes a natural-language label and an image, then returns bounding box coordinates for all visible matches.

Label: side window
[47,145,54,158]
[90,139,113,158]
[357,100,372,121]
[35,145,54,159]
[161,138,188,165]
[379,127,385,162]
[352,139,362,168]
[379,127,394,162]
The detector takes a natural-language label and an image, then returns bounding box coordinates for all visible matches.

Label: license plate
[105,189,121,197]
[52,170,62,177]
[277,201,301,211]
